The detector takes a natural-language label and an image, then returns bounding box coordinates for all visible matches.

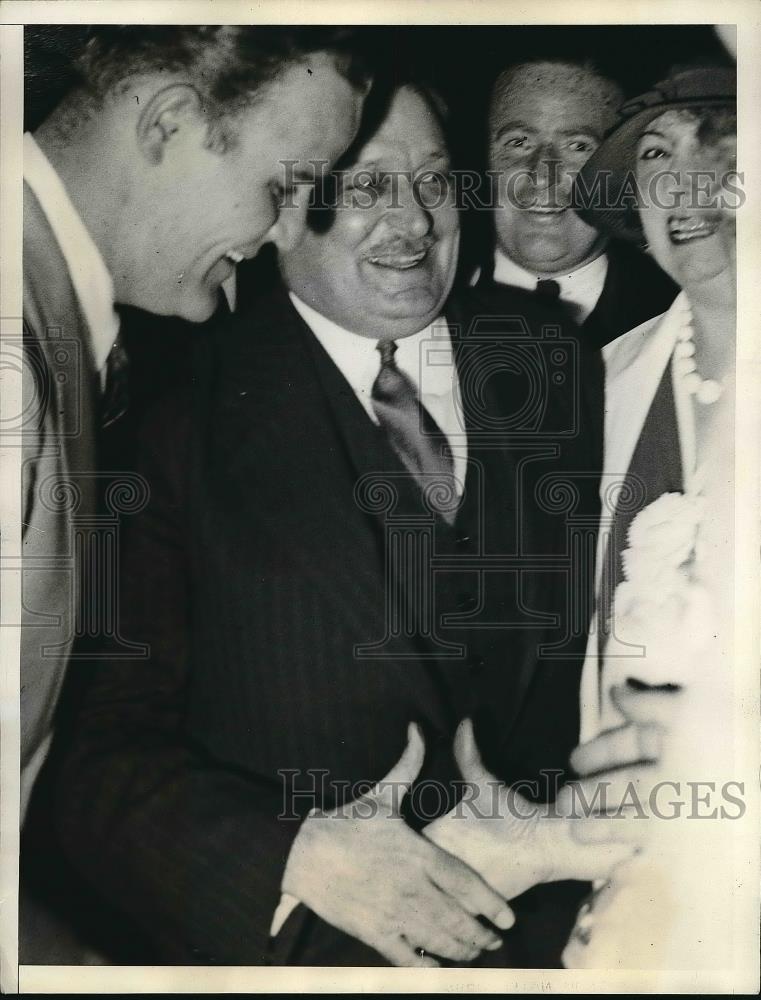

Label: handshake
[282,717,639,967]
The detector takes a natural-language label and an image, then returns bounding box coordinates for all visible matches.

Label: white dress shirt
[491,248,609,326]
[24,133,119,387]
[289,292,468,494]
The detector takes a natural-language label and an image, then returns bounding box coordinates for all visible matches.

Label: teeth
[668,217,719,243]
[225,249,244,264]
[367,251,427,269]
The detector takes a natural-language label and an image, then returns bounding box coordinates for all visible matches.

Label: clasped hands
[282,705,660,967]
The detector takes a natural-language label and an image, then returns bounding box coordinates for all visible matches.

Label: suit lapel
[23,185,100,469]
[207,288,374,551]
[303,325,422,517]
[22,183,99,523]
[602,295,684,484]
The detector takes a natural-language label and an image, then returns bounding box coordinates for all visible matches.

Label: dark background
[24,23,732,134]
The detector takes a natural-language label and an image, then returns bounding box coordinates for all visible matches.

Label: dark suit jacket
[56,281,601,966]
[478,239,679,351]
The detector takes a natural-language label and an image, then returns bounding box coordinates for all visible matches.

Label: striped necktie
[371,339,457,522]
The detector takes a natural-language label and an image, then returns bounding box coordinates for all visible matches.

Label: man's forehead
[490,63,620,130]
[346,87,447,166]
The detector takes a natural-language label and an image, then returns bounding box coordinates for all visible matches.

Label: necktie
[535,278,562,300]
[101,335,130,429]
[371,340,457,522]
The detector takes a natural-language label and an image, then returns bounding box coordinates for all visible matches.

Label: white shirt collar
[24,133,119,377]
[492,247,609,325]
[288,291,455,419]
[288,291,467,492]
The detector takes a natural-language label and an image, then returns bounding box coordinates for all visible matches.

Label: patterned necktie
[535,278,562,301]
[371,339,457,522]
[101,335,130,429]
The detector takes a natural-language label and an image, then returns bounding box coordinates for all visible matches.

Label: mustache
[365,236,437,257]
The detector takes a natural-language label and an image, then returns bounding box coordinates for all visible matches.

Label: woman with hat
[562,66,740,969]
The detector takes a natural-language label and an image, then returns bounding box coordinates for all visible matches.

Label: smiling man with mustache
[281,85,459,340]
[56,80,615,967]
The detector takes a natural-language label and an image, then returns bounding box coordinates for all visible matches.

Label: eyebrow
[343,150,450,174]
[640,129,667,140]
[557,128,602,139]
[493,122,602,140]
[494,121,533,138]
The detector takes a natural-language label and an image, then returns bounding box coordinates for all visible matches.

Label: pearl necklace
[674,305,724,405]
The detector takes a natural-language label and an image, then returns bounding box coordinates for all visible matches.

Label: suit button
[468,654,485,672]
[455,533,471,549]
[457,593,478,612]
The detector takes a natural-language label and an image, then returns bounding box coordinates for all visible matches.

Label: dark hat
[573,67,736,241]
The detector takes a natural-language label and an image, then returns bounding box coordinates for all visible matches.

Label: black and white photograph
[0,1,758,993]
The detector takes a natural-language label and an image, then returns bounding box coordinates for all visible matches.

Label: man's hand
[424,719,636,900]
[281,723,516,967]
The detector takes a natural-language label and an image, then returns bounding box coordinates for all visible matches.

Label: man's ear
[137,83,205,164]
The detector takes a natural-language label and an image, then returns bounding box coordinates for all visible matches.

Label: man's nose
[388,175,433,239]
[528,143,562,192]
[266,196,310,254]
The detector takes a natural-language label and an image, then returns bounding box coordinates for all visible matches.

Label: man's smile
[366,249,429,269]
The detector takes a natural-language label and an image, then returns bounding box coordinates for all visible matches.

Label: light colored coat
[578,291,692,740]
[21,183,99,819]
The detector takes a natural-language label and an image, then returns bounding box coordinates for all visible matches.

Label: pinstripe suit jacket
[56,281,601,965]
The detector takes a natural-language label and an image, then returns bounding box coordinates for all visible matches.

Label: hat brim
[574,95,736,242]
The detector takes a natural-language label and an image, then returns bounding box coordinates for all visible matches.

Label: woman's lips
[668,214,721,244]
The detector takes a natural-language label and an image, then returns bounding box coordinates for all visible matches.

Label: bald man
[478,59,677,350]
